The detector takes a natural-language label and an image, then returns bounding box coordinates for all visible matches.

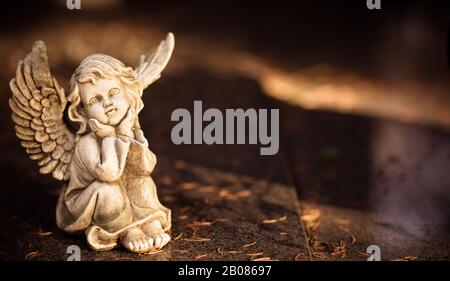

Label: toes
[140,239,149,251]
[122,227,157,253]
[161,233,171,247]
[147,237,154,249]
[128,241,134,251]
[133,241,141,252]
[140,220,170,250]
[154,236,162,249]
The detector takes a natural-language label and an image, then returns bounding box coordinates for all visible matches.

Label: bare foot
[120,227,153,253]
[141,220,171,249]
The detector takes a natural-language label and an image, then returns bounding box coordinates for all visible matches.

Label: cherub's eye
[109,88,120,97]
[88,95,102,105]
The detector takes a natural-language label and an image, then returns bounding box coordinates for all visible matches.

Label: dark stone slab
[300,202,450,261]
[279,102,450,260]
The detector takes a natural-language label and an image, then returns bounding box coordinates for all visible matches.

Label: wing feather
[10,80,29,107]
[21,141,40,149]
[26,147,42,154]
[51,145,64,159]
[23,56,39,92]
[30,153,45,161]
[9,99,31,120]
[30,122,45,131]
[135,32,175,91]
[15,61,32,100]
[12,113,30,128]
[15,125,35,136]
[16,131,34,141]
[12,95,40,117]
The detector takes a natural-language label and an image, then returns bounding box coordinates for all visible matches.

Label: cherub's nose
[104,99,113,108]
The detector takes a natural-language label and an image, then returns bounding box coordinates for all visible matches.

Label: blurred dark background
[1,0,449,78]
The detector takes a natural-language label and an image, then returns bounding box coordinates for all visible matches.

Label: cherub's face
[79,78,130,126]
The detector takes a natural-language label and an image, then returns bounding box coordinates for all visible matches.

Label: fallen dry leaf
[227,250,242,254]
[277,215,287,221]
[189,221,214,227]
[173,249,189,253]
[312,252,328,260]
[355,250,371,257]
[219,189,252,200]
[246,252,264,257]
[243,241,257,248]
[139,249,163,256]
[37,229,52,237]
[252,257,273,261]
[195,253,208,260]
[262,219,278,224]
[25,251,42,260]
[262,215,288,224]
[331,240,346,259]
[183,237,211,242]
[391,256,418,261]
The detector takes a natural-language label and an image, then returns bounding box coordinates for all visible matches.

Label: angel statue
[9,33,175,254]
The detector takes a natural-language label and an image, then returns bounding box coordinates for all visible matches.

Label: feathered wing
[135,32,175,91]
[9,41,75,181]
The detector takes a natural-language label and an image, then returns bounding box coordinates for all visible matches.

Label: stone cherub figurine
[9,33,175,254]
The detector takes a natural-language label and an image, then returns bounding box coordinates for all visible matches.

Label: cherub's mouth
[105,108,117,116]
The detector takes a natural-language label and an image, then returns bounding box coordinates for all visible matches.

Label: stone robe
[56,132,171,250]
